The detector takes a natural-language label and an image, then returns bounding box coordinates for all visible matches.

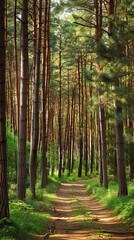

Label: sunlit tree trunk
[78,55,83,177]
[30,0,42,198]
[70,86,76,172]
[84,80,88,176]
[99,105,108,188]
[14,0,20,135]
[17,0,29,200]
[41,0,50,187]
[0,0,9,218]
[58,24,63,178]
[95,0,108,188]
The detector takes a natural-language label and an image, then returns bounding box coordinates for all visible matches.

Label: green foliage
[10,201,50,239]
[1,177,59,240]
[0,218,18,240]
[46,142,59,175]
[86,179,134,228]
[7,128,18,183]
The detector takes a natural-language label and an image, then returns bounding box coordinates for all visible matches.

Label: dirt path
[46,180,134,240]
[35,180,134,240]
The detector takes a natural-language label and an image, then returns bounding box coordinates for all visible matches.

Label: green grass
[86,179,134,229]
[0,176,59,240]
[71,195,92,228]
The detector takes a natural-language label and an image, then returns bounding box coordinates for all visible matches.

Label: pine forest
[0,0,134,239]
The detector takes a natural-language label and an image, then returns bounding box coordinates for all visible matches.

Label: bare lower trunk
[115,104,128,196]
[30,0,42,198]
[17,0,29,200]
[0,0,9,218]
[99,105,108,189]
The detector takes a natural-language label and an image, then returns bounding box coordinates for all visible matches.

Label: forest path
[36,180,134,240]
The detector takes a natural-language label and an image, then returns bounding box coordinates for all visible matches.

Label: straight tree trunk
[107,0,128,195]
[95,0,108,188]
[84,81,88,176]
[115,103,128,196]
[78,56,83,177]
[99,105,108,188]
[58,25,62,178]
[29,0,42,198]
[70,87,76,172]
[67,70,71,176]
[0,0,9,218]
[14,0,20,135]
[41,0,50,187]
[8,54,17,134]
[17,0,29,200]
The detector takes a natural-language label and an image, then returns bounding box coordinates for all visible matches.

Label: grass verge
[0,176,60,240]
[86,179,134,229]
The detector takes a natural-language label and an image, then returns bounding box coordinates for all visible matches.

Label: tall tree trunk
[84,81,88,176]
[29,0,42,198]
[70,87,76,172]
[14,0,20,135]
[115,103,128,195]
[67,70,71,176]
[99,105,108,188]
[17,0,29,200]
[0,0,9,218]
[95,0,108,188]
[78,55,83,177]
[90,111,94,174]
[58,24,63,178]
[107,0,128,195]
[8,53,17,134]
[41,0,50,187]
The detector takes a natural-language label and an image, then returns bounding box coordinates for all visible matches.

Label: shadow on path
[46,180,134,240]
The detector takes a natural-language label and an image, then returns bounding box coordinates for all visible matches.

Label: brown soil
[36,180,134,240]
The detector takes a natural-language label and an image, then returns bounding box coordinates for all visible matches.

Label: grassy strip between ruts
[0,176,60,240]
[85,179,134,229]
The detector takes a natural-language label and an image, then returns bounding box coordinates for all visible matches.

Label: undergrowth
[86,179,134,229]
[0,177,59,240]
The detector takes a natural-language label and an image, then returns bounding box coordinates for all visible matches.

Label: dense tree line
[0,0,134,219]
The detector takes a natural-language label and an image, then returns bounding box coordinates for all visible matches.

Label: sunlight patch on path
[48,180,134,240]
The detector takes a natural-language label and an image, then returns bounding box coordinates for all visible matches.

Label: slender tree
[41,0,50,187]
[14,0,20,135]
[58,22,63,178]
[0,0,9,218]
[17,0,29,200]
[30,0,42,198]
[95,0,108,188]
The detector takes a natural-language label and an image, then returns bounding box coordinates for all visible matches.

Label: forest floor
[35,180,134,240]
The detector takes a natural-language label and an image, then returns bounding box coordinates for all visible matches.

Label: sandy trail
[35,180,134,240]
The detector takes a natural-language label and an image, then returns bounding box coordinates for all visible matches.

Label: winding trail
[47,180,134,240]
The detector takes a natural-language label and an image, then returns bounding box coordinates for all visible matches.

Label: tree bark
[14,0,20,135]
[115,104,128,196]
[41,0,50,187]
[99,105,108,188]
[58,23,63,178]
[30,0,42,198]
[0,0,9,218]
[78,55,83,178]
[17,0,29,200]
